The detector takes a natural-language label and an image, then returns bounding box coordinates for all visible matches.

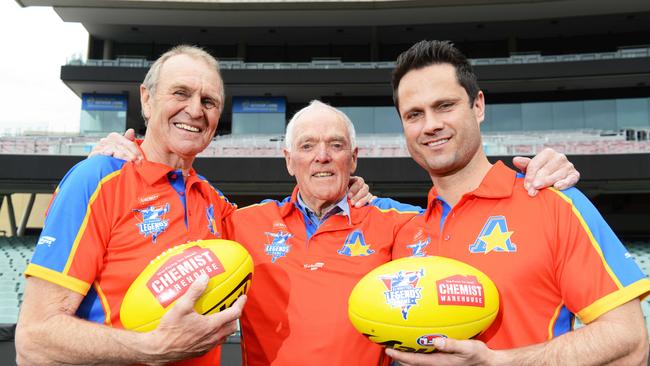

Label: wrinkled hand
[512,148,580,197]
[144,275,245,365]
[89,128,142,162]
[348,176,376,208]
[386,337,498,366]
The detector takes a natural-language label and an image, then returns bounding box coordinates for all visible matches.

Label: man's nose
[185,95,203,119]
[422,112,444,134]
[314,144,331,162]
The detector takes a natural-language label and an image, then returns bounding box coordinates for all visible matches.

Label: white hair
[285,100,357,151]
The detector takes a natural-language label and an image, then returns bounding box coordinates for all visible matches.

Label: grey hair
[141,45,224,123]
[285,100,357,151]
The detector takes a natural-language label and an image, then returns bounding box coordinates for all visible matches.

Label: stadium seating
[2,129,648,158]
[0,236,33,324]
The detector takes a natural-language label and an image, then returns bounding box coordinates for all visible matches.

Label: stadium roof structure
[16,0,650,28]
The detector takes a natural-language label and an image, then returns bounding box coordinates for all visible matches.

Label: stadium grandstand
[2,0,650,364]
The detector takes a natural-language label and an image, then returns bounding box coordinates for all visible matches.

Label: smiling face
[284,105,358,213]
[140,53,223,167]
[397,63,485,178]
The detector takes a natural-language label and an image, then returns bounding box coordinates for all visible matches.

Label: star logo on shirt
[480,225,514,254]
[469,216,517,254]
[338,230,375,257]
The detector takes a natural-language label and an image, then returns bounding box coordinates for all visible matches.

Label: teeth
[313,172,333,177]
[427,139,448,147]
[174,123,199,132]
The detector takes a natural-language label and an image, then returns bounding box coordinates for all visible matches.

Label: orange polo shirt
[27,155,235,365]
[225,187,420,366]
[393,161,650,349]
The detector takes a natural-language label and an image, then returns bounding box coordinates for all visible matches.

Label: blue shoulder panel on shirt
[75,285,106,323]
[259,195,292,207]
[552,305,574,338]
[557,187,646,286]
[197,173,234,203]
[370,197,424,214]
[31,156,125,273]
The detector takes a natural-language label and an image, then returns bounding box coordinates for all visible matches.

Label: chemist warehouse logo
[133,203,170,243]
[469,216,517,254]
[147,246,225,307]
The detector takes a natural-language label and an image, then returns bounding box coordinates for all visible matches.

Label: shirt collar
[132,143,197,186]
[295,191,351,224]
[425,161,516,219]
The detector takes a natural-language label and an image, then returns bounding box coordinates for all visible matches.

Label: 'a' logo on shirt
[469,216,517,254]
[337,230,375,257]
[133,203,170,243]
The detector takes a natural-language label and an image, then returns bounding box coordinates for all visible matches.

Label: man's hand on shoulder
[513,148,580,197]
[348,176,376,208]
[89,128,142,162]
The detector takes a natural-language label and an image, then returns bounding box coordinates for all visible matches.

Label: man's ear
[140,85,152,121]
[474,90,485,125]
[350,147,358,174]
[283,149,295,176]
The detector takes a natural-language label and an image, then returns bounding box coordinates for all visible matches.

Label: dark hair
[392,40,480,110]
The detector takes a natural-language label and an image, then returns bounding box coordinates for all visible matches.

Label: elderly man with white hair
[224,100,422,365]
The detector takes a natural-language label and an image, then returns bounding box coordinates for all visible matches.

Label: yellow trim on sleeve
[372,206,421,215]
[63,170,121,275]
[547,303,564,340]
[577,278,650,324]
[24,263,91,295]
[237,201,273,212]
[550,188,623,289]
[93,282,113,326]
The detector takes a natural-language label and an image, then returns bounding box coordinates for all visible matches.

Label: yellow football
[120,239,253,332]
[348,256,499,353]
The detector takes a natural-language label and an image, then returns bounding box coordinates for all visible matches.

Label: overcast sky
[0,1,88,135]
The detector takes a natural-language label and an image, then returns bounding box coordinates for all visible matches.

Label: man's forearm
[495,300,648,366]
[16,312,159,366]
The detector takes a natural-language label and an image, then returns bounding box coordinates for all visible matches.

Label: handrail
[66,47,650,69]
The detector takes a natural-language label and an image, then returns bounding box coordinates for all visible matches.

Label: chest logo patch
[381,269,425,320]
[469,215,517,254]
[338,230,375,257]
[206,204,220,237]
[407,237,430,257]
[134,203,170,243]
[264,230,292,263]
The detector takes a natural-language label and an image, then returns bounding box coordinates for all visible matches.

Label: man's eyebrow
[328,135,347,142]
[433,97,461,105]
[168,81,190,89]
[296,135,316,143]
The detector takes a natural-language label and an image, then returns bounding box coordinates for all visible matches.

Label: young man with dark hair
[389,40,650,365]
